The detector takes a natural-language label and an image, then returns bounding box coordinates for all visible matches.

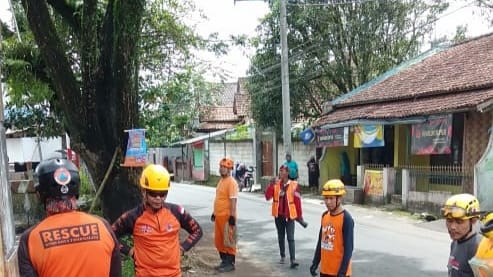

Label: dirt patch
[181,230,272,277]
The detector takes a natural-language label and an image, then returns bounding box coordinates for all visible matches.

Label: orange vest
[320,212,352,276]
[271,180,298,220]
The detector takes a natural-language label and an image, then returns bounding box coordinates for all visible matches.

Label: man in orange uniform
[211,158,239,273]
[17,158,121,277]
[469,211,493,277]
[265,165,304,268]
[112,164,203,277]
[310,179,354,277]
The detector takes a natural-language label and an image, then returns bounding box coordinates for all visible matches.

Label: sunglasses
[146,190,168,198]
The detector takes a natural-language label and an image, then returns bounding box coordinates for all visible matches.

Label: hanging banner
[411,115,452,155]
[363,169,383,196]
[316,127,349,147]
[353,125,384,148]
[122,129,147,167]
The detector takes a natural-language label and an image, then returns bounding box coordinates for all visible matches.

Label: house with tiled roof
[196,81,251,132]
[312,33,493,213]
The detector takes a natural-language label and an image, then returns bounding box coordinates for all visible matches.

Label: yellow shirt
[470,237,493,277]
[214,176,238,217]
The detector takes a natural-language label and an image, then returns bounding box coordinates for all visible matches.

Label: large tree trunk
[21,0,146,222]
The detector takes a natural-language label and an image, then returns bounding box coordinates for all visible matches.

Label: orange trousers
[214,215,236,255]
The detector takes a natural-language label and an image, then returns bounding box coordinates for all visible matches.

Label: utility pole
[280,0,292,155]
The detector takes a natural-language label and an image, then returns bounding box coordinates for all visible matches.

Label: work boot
[218,263,235,273]
[214,253,226,270]
[279,257,286,264]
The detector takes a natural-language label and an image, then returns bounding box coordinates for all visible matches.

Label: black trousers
[274,216,295,261]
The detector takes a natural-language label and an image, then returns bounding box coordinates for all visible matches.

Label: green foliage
[247,0,449,131]
[79,169,94,196]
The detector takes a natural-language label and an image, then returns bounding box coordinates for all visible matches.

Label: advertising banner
[316,127,349,147]
[354,125,384,148]
[122,129,147,167]
[363,169,383,196]
[411,115,452,155]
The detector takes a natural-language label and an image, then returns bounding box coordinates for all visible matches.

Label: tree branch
[46,0,81,34]
[21,0,83,138]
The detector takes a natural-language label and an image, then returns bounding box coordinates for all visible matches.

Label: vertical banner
[316,127,349,147]
[354,125,384,148]
[122,129,147,167]
[411,115,452,155]
[363,169,383,196]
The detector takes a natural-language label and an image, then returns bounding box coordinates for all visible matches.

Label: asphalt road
[167,182,450,277]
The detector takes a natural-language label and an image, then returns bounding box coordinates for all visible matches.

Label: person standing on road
[284,153,299,181]
[17,158,121,277]
[211,158,239,273]
[441,193,482,277]
[307,156,320,193]
[310,179,354,277]
[112,164,203,277]
[469,211,493,276]
[265,165,305,269]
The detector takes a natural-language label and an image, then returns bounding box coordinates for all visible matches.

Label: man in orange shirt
[211,157,239,273]
[17,158,121,277]
[112,164,203,277]
[310,179,354,277]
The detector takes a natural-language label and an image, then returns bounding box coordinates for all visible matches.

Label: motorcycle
[242,166,255,192]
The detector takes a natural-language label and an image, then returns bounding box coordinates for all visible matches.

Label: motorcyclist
[112,164,203,277]
[17,158,121,277]
[235,162,246,188]
[469,211,493,277]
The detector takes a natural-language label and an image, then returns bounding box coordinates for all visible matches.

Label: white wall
[277,142,317,186]
[209,141,255,176]
[209,140,317,186]
[6,137,64,162]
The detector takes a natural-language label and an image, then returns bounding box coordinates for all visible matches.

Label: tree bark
[21,0,146,222]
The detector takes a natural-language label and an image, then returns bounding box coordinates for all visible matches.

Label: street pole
[280,0,292,155]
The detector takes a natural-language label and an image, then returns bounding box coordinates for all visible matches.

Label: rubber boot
[214,252,227,270]
[218,254,235,273]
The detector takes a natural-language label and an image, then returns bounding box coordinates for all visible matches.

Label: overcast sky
[1,1,491,82]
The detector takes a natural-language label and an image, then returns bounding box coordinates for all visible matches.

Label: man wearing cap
[211,158,239,273]
[265,165,304,269]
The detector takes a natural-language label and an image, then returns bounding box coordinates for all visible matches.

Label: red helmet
[220,158,234,169]
[279,165,289,172]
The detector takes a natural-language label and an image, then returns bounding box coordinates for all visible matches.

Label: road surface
[167,182,450,277]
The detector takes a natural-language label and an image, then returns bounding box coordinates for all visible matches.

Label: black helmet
[35,158,80,202]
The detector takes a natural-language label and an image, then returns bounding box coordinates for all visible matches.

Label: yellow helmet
[441,193,480,219]
[322,179,346,196]
[139,164,171,191]
[480,212,493,239]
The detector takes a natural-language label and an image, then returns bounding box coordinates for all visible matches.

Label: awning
[319,117,427,129]
[172,129,235,146]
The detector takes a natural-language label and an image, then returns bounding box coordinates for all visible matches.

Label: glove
[228,215,236,226]
[210,214,215,222]
[310,264,317,276]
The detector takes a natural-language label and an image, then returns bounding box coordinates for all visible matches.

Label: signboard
[316,127,349,147]
[122,129,147,167]
[411,115,452,155]
[300,128,315,145]
[354,125,384,148]
[363,169,383,196]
